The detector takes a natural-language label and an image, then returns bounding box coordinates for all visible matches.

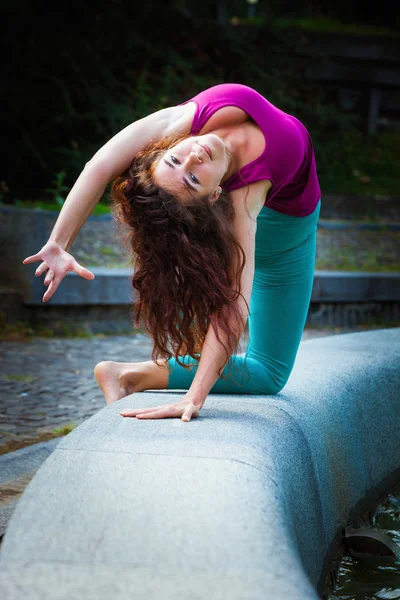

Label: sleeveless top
[181,83,321,217]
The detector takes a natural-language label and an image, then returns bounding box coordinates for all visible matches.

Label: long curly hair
[110,133,250,386]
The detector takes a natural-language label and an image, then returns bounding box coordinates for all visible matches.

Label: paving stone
[0,333,155,453]
[0,328,375,455]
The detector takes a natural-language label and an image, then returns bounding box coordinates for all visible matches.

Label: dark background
[2,0,399,203]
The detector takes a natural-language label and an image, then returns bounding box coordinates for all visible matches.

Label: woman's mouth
[198,143,212,160]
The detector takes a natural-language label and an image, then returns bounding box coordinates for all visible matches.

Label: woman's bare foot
[94,361,138,405]
[94,359,169,405]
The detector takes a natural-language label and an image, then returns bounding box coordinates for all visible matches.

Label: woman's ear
[210,186,222,205]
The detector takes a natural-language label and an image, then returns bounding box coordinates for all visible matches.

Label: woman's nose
[187,150,202,165]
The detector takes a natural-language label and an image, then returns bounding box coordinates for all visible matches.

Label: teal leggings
[167,200,321,395]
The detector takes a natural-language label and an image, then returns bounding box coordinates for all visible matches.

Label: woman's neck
[210,126,244,184]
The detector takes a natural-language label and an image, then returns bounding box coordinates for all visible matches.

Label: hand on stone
[23,240,95,302]
[120,397,202,422]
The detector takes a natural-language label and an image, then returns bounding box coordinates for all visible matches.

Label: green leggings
[167,200,321,395]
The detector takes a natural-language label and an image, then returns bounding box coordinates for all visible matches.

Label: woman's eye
[170,155,179,164]
[190,173,199,184]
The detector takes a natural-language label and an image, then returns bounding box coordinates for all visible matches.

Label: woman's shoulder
[185,83,263,105]
[163,102,197,136]
[164,84,264,137]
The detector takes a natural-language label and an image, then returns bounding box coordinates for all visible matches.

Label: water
[328,488,400,600]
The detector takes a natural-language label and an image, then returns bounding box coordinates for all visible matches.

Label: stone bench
[1,328,399,599]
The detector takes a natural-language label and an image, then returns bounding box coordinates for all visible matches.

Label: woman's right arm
[23,103,195,301]
[49,103,194,252]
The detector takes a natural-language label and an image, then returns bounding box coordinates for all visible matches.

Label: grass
[316,258,400,272]
[304,321,400,332]
[52,423,78,435]
[1,374,36,382]
[315,228,400,272]
[317,132,400,196]
[101,246,119,256]
[316,248,400,273]
[1,199,111,216]
[0,314,94,340]
[0,312,146,341]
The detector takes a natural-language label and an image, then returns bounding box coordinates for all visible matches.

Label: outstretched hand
[120,396,202,422]
[22,240,95,302]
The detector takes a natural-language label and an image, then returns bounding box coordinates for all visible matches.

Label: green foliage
[44,171,70,207]
[316,248,400,272]
[4,199,111,215]
[317,131,400,194]
[0,310,147,340]
[0,312,89,339]
[1,1,399,201]
[1,374,36,382]
[52,423,78,435]
[101,246,119,256]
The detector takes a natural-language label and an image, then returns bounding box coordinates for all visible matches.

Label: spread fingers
[35,262,49,277]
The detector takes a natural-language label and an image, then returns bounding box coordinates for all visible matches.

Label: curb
[0,437,62,483]
[0,329,399,599]
[23,268,400,306]
[0,438,62,537]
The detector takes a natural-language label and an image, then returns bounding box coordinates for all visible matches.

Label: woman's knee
[257,363,292,395]
[264,378,288,396]
[267,381,285,395]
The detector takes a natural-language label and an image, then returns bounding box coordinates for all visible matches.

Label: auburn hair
[110,133,250,386]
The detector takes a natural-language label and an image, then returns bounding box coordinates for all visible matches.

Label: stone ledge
[0,438,62,537]
[25,268,133,305]
[312,271,400,302]
[0,438,61,484]
[2,291,399,332]
[22,268,400,305]
[0,328,399,599]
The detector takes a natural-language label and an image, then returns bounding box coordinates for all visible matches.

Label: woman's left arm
[121,182,268,421]
[186,231,255,409]
[184,182,269,411]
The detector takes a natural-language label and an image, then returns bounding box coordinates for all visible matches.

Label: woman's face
[153,134,229,204]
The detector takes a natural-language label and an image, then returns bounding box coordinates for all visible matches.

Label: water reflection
[328,491,400,600]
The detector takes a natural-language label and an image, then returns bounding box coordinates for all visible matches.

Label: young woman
[23,83,321,423]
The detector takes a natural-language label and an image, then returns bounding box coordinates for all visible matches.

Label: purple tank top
[182,83,321,217]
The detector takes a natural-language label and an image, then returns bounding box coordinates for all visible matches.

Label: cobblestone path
[0,328,357,454]
[0,333,155,454]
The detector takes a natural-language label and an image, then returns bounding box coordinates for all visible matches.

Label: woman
[23,83,321,423]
